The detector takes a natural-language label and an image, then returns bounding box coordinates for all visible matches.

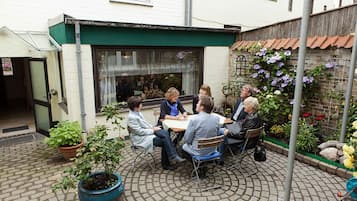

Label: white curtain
[99,53,116,107]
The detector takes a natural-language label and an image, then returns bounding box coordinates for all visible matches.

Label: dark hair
[127,96,142,111]
[199,95,214,113]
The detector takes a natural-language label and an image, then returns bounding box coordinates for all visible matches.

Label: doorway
[0,57,35,137]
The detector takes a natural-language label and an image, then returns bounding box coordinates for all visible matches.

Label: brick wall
[230,48,357,136]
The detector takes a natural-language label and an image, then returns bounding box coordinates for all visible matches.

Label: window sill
[95,99,193,117]
[109,0,153,7]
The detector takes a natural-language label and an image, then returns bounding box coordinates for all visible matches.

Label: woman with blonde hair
[192,84,212,114]
[159,87,187,125]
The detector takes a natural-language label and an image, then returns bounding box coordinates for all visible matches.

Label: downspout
[74,21,87,131]
[184,0,192,26]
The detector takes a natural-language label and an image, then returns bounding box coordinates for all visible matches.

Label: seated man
[127,96,185,171]
[231,84,254,121]
[182,95,219,153]
[220,96,262,163]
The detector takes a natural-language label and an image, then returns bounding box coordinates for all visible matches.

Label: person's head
[165,87,180,103]
[128,96,143,112]
[240,84,253,99]
[198,84,212,97]
[196,95,214,114]
[243,96,259,114]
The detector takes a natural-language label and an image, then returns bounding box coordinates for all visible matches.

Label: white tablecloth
[162,113,227,131]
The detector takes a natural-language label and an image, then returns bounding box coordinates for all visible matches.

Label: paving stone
[0,137,348,201]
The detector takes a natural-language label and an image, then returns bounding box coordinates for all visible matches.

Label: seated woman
[159,87,188,123]
[127,96,185,171]
[192,84,212,114]
[219,96,262,163]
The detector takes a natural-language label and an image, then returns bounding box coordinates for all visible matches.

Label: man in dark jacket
[231,84,254,121]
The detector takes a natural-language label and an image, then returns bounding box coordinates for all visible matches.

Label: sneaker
[171,156,186,163]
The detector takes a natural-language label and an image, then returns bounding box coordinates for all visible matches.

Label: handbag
[254,140,267,162]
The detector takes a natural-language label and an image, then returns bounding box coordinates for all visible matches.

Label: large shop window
[94,47,203,109]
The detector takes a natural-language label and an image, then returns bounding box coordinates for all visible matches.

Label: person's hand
[177,115,185,120]
[183,112,188,118]
[223,129,229,136]
[153,126,162,132]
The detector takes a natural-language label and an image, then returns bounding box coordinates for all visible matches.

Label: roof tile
[335,35,352,48]
[271,39,283,50]
[320,36,339,49]
[292,39,301,50]
[307,36,318,48]
[310,36,328,49]
[345,35,355,48]
[285,38,299,49]
[264,39,276,49]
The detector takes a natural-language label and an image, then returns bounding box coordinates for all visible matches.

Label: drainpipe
[184,0,192,26]
[74,22,87,131]
[339,22,357,142]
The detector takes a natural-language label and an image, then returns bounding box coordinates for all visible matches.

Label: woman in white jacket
[127,96,185,170]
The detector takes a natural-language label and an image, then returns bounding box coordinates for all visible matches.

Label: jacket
[231,98,248,121]
[127,110,156,152]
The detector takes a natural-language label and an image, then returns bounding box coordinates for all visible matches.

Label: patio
[0,133,345,201]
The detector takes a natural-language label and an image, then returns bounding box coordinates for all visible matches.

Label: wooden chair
[227,126,264,177]
[190,135,225,192]
[127,126,155,172]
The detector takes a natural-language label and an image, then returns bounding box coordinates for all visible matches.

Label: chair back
[245,127,263,139]
[197,135,225,149]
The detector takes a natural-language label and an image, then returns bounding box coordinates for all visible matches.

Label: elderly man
[231,84,254,121]
[220,96,263,164]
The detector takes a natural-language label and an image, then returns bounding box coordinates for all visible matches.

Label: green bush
[45,121,82,148]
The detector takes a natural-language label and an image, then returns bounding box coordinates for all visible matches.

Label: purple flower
[303,76,314,84]
[281,82,288,88]
[251,73,258,78]
[265,72,270,79]
[278,62,285,68]
[282,74,291,82]
[271,78,278,86]
[325,61,336,69]
[253,64,261,70]
[258,69,265,74]
[276,70,283,76]
[284,50,291,56]
[262,86,268,91]
[267,53,282,64]
[256,48,267,57]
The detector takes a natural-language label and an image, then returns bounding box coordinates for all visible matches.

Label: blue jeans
[153,129,177,167]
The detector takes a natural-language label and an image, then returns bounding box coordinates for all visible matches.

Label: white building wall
[61,44,96,130]
[0,0,185,32]
[203,47,229,107]
[192,0,355,31]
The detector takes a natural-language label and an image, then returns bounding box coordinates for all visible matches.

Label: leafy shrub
[45,121,82,148]
[257,91,291,125]
[269,124,285,138]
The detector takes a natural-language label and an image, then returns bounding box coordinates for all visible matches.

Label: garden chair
[127,126,156,172]
[190,135,225,192]
[227,126,264,178]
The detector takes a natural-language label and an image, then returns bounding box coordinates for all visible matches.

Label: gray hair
[244,96,259,112]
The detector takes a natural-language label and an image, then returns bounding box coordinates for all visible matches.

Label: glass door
[29,59,52,136]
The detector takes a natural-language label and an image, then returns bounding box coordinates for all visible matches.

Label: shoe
[171,156,186,163]
[163,165,177,171]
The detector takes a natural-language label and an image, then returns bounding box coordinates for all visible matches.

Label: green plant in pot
[52,103,126,201]
[45,121,83,160]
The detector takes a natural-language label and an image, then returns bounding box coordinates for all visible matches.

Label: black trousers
[153,129,177,167]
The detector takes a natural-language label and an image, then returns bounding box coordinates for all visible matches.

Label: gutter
[74,22,87,131]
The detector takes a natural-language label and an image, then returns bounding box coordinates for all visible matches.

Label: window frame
[92,46,204,112]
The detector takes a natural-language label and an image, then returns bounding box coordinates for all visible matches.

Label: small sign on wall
[1,58,13,76]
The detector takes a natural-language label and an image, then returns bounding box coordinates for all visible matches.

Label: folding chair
[191,135,225,192]
[227,126,264,177]
[127,126,155,172]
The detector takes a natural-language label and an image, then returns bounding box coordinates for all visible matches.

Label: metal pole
[283,0,312,200]
[339,22,357,142]
[75,22,87,131]
[184,0,192,26]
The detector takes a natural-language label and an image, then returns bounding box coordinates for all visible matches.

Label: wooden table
[162,113,233,132]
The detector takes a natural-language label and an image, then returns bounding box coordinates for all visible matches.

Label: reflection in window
[1,58,13,76]
[95,48,202,107]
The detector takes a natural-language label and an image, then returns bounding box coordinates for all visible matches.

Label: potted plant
[45,121,83,160]
[52,103,126,201]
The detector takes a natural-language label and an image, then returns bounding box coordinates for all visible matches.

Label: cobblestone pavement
[0,134,346,201]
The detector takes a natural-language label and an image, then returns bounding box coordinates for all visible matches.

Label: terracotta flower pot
[58,141,83,160]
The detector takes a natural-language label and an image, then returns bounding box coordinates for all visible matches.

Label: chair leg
[191,159,201,192]
[131,151,143,172]
[227,145,235,157]
[148,152,156,170]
